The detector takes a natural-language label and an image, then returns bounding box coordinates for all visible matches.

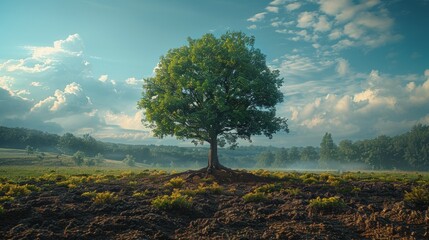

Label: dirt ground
[0,170,428,239]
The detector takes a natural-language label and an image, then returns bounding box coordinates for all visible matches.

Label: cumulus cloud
[286,2,301,11]
[297,11,317,28]
[0,34,151,143]
[266,6,279,13]
[247,12,267,22]
[285,70,429,143]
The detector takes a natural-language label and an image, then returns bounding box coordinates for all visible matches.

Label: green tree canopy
[138,32,288,171]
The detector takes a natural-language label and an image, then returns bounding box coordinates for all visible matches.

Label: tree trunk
[207,137,221,171]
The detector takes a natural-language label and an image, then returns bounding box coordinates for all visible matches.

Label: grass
[308,196,346,212]
[151,189,193,210]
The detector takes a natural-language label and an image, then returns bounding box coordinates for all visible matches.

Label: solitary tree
[138,32,288,172]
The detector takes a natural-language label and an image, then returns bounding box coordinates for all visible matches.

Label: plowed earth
[0,170,428,239]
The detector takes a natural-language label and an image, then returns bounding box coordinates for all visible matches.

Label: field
[0,148,429,239]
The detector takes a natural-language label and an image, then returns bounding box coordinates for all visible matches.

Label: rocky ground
[0,170,428,239]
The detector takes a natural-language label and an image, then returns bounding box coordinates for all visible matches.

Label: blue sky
[1,0,429,147]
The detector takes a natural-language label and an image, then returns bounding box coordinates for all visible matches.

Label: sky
[1,0,429,147]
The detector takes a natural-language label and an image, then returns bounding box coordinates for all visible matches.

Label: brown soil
[1,170,428,239]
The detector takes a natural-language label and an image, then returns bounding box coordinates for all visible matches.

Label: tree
[25,145,34,155]
[273,148,289,168]
[72,151,85,166]
[255,151,275,168]
[320,133,337,163]
[288,147,300,163]
[338,140,357,162]
[138,32,289,171]
[123,154,136,167]
[300,146,319,162]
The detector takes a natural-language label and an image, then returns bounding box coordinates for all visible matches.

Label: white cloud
[270,0,288,5]
[266,6,279,13]
[31,82,42,87]
[247,12,267,22]
[125,77,143,85]
[98,74,108,82]
[336,58,349,76]
[319,0,350,16]
[0,34,155,143]
[276,54,334,78]
[286,2,301,11]
[314,15,331,32]
[104,110,148,131]
[297,11,317,28]
[247,24,257,30]
[285,70,429,144]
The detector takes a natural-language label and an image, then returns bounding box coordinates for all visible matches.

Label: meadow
[0,148,428,239]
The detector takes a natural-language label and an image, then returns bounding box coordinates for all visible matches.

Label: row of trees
[253,124,429,171]
[1,124,428,170]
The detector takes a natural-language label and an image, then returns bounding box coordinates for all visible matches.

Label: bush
[283,188,301,196]
[164,177,186,189]
[93,191,119,204]
[404,186,429,206]
[81,191,97,198]
[0,196,14,203]
[254,183,281,193]
[151,189,192,210]
[123,155,136,167]
[0,183,39,197]
[243,192,268,203]
[308,196,346,212]
[0,205,4,214]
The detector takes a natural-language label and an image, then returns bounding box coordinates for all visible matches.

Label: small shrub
[302,177,319,184]
[81,191,97,198]
[151,189,192,210]
[283,188,301,196]
[93,191,119,204]
[0,205,4,214]
[243,192,268,203]
[0,183,38,197]
[164,177,186,189]
[38,173,67,182]
[199,182,223,194]
[254,183,281,193]
[404,186,429,206]
[0,196,14,203]
[308,196,346,212]
[132,190,150,198]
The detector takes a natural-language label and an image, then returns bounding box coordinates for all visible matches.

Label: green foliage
[404,186,429,206]
[138,31,288,167]
[0,205,4,214]
[25,145,34,155]
[319,133,337,167]
[255,151,275,168]
[72,151,85,166]
[123,154,136,167]
[81,190,97,198]
[243,191,268,203]
[254,183,281,193]
[0,196,14,203]
[0,183,39,197]
[93,191,119,204]
[300,146,319,162]
[151,189,192,210]
[282,188,301,196]
[164,177,186,189]
[308,196,346,212]
[132,190,150,198]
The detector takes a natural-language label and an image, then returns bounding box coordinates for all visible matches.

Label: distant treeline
[0,124,428,170]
